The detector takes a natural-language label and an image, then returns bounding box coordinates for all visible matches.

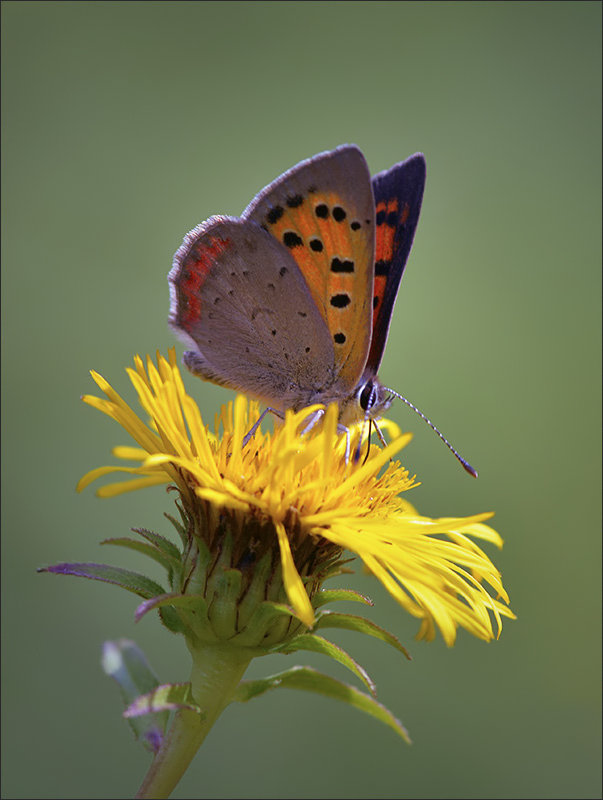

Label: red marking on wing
[375,198,399,263]
[376,225,395,263]
[373,198,409,339]
[180,236,230,327]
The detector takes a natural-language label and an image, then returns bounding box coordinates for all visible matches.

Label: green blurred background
[2,2,600,798]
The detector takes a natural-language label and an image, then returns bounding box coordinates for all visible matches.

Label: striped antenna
[382,386,478,478]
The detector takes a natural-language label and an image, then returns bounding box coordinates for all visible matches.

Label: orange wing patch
[260,189,373,386]
[375,198,399,263]
[373,198,408,326]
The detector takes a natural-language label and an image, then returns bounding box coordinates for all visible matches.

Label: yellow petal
[275,522,315,628]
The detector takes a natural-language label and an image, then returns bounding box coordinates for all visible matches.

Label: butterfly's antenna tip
[383,386,479,478]
[462,460,479,479]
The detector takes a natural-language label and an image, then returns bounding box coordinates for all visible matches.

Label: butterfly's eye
[359,380,375,412]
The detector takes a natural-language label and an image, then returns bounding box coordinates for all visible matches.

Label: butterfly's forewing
[243,145,375,392]
[168,216,337,409]
[367,153,426,374]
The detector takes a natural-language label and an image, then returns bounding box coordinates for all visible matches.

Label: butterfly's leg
[299,410,350,462]
[334,423,351,464]
[372,418,388,448]
[242,407,284,447]
[299,410,352,463]
[299,409,325,436]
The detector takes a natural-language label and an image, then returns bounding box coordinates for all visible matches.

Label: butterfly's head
[358,377,393,418]
[339,376,392,427]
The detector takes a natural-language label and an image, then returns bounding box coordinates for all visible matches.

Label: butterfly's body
[169,145,424,429]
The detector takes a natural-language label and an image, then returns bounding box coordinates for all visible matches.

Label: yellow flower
[78,349,514,645]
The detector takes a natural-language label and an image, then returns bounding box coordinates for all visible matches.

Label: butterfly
[168,145,476,475]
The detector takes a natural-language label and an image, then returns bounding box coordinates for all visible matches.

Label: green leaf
[317,557,356,581]
[135,592,208,622]
[237,550,274,628]
[101,639,167,753]
[132,527,182,563]
[262,600,298,618]
[273,633,376,696]
[39,562,166,599]
[124,683,203,718]
[207,568,243,639]
[313,589,374,609]
[233,666,411,743]
[158,606,188,634]
[164,510,189,548]
[173,499,192,541]
[101,537,177,576]
[231,600,299,648]
[314,611,411,659]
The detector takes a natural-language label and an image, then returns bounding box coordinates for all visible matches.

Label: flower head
[78,350,513,646]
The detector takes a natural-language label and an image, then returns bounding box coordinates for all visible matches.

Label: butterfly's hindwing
[368,153,426,374]
[168,216,337,409]
[243,145,375,392]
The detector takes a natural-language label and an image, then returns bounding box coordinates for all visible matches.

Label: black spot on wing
[331,257,354,273]
[286,194,303,208]
[330,293,351,308]
[267,206,284,224]
[283,231,303,248]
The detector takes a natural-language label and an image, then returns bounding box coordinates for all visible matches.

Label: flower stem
[136,644,253,799]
